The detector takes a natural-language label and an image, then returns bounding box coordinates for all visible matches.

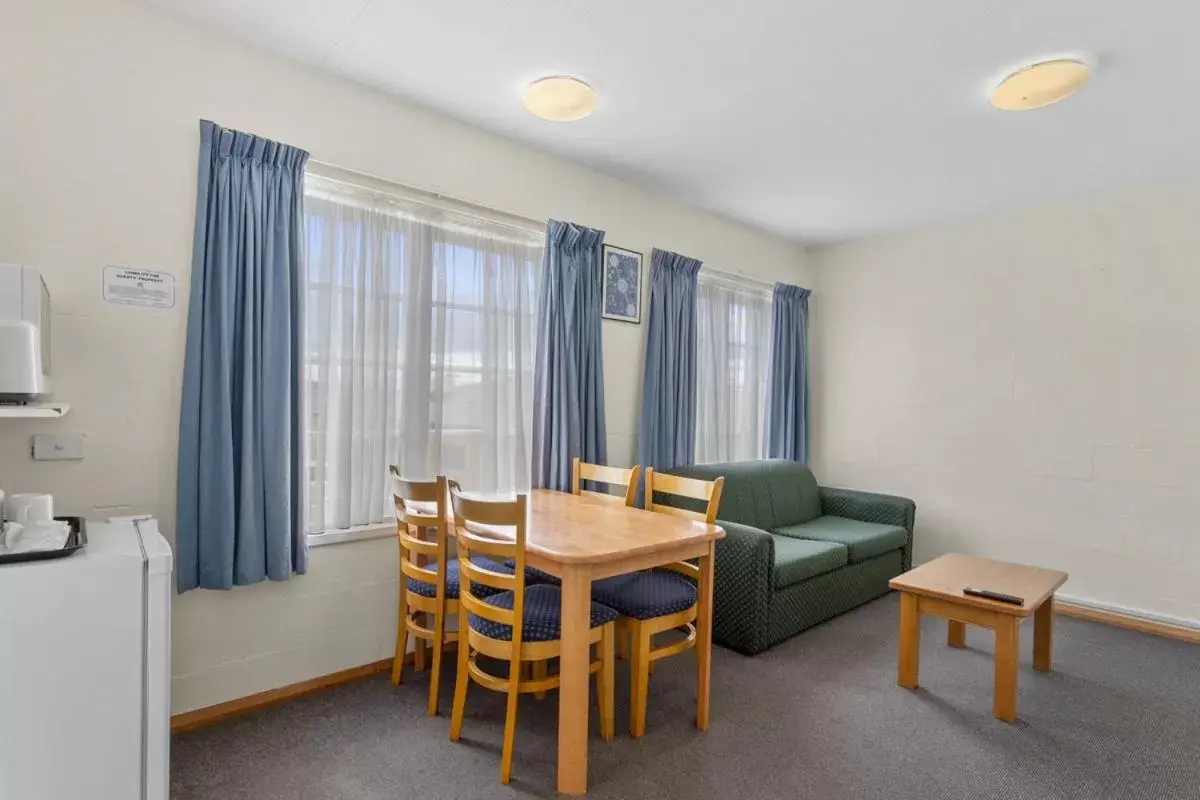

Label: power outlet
[32,433,85,461]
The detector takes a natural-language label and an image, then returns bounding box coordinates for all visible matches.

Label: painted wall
[0,0,809,713]
[810,181,1200,627]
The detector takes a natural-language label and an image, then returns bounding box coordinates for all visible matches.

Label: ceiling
[144,0,1200,243]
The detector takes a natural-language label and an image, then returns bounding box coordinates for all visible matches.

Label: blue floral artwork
[601,245,642,323]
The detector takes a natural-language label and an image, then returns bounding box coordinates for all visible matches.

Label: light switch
[32,433,85,461]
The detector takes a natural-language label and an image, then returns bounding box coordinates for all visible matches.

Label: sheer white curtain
[304,176,543,532]
[694,272,773,463]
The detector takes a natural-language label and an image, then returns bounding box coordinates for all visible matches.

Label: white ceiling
[144,0,1200,243]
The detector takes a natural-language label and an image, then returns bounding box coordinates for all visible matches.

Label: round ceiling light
[990,59,1091,111]
[522,76,597,122]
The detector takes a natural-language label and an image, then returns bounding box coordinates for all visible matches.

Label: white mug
[5,493,54,526]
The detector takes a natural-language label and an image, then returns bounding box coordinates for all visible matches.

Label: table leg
[557,565,592,796]
[695,542,715,731]
[947,619,966,649]
[993,616,1020,722]
[1033,596,1054,673]
[898,592,920,690]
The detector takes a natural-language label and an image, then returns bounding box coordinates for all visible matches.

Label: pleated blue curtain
[764,283,812,462]
[636,248,702,474]
[176,120,310,592]
[531,220,608,490]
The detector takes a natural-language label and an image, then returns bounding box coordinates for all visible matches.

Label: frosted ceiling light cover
[991,59,1091,111]
[522,76,597,121]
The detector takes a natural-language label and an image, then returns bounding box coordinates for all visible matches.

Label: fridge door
[0,518,145,799]
[134,518,172,800]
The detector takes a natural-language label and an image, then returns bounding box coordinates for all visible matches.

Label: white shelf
[0,403,70,418]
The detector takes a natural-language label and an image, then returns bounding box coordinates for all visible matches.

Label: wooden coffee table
[888,553,1068,722]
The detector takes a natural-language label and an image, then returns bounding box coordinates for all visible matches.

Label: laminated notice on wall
[102,266,176,309]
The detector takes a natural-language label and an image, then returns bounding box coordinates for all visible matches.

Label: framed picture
[601,244,643,324]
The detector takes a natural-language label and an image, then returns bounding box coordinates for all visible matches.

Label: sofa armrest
[711,520,775,655]
[819,487,917,570]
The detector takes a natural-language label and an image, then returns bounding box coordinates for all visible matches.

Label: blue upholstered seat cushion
[407,556,513,599]
[503,559,561,585]
[590,571,698,620]
[468,584,620,642]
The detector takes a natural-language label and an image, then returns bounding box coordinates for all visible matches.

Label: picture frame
[600,244,643,324]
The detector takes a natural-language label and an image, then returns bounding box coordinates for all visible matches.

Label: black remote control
[963,587,1024,605]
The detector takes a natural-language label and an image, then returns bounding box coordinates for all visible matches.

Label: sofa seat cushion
[771,535,848,589]
[775,515,908,563]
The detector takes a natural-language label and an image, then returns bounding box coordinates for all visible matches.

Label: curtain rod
[307,159,547,234]
[700,266,778,292]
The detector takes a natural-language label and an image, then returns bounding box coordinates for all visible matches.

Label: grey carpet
[171,594,1200,799]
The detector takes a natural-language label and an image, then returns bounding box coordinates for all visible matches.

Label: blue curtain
[764,283,812,462]
[636,248,702,474]
[176,120,309,592]
[531,220,608,490]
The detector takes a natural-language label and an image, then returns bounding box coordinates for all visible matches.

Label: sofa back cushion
[664,459,822,529]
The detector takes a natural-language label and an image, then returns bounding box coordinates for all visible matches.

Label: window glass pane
[303,177,543,531]
[694,276,773,463]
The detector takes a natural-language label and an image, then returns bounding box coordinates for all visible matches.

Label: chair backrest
[448,482,527,645]
[644,468,725,524]
[571,457,640,507]
[390,467,450,596]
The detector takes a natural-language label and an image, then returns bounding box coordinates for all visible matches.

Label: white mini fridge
[0,516,171,800]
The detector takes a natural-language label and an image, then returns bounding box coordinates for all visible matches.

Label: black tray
[0,516,87,565]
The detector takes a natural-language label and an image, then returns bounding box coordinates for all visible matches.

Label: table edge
[887,574,1068,616]
[527,525,726,565]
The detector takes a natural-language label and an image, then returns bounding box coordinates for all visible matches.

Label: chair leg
[616,618,629,661]
[598,623,615,742]
[500,668,521,784]
[533,659,548,700]
[391,590,410,686]
[413,618,427,673]
[629,620,652,738]
[448,632,470,742]
[427,607,446,716]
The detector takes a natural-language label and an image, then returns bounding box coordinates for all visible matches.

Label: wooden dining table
[475,488,725,795]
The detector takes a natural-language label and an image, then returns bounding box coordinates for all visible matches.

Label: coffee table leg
[993,616,1020,722]
[1033,596,1054,673]
[947,620,966,648]
[898,592,920,689]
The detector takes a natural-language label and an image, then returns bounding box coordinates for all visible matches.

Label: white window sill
[308,522,396,548]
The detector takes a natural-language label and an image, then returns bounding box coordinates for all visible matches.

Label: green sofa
[665,460,916,655]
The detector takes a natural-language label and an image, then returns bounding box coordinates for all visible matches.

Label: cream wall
[810,181,1200,628]
[0,0,810,713]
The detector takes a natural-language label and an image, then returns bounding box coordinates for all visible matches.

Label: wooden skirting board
[1055,601,1200,645]
[171,658,395,734]
[170,602,1197,734]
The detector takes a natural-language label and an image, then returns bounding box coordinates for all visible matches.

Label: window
[303,173,543,534]
[694,272,773,462]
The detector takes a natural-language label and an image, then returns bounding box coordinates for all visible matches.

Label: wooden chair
[571,457,640,507]
[590,467,724,738]
[447,483,618,785]
[571,457,639,661]
[390,469,517,716]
